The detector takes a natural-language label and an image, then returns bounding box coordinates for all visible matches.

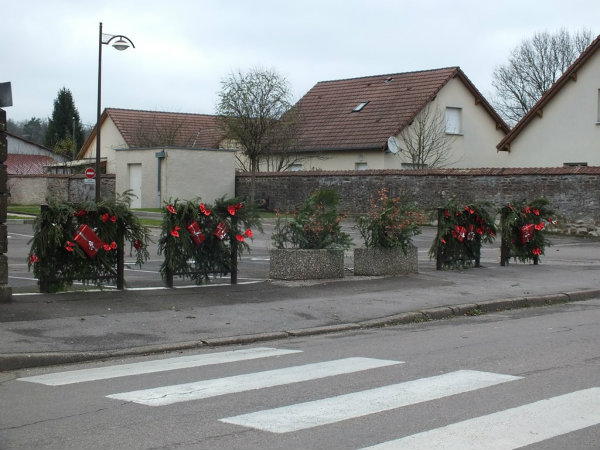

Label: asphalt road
[2,298,599,449]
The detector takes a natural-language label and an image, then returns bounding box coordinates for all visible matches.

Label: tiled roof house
[284,67,509,171]
[78,108,234,208]
[496,34,600,167]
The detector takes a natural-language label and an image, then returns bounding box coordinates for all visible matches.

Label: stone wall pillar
[0,108,12,302]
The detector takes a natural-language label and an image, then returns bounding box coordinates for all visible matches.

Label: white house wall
[430,77,507,168]
[499,50,600,167]
[114,148,236,208]
[80,117,128,173]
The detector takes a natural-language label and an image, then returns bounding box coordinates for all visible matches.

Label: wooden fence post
[500,205,510,266]
[436,207,444,270]
[230,216,238,284]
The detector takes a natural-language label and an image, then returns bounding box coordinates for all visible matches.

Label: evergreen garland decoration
[501,197,557,263]
[27,191,151,292]
[158,196,262,284]
[429,199,497,269]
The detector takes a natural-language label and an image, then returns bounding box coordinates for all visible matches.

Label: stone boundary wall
[7,174,116,204]
[236,167,600,234]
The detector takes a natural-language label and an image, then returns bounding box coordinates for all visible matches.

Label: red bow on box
[187,221,206,245]
[74,224,104,258]
[520,223,535,244]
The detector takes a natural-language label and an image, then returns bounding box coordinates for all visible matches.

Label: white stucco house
[275,67,509,171]
[496,34,600,166]
[78,108,235,208]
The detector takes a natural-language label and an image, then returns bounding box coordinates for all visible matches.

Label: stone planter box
[353,245,418,276]
[269,249,345,280]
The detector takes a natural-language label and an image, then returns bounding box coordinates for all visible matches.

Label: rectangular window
[290,163,304,172]
[445,107,462,134]
[355,162,368,171]
[597,89,600,123]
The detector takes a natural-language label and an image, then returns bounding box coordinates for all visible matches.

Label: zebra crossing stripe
[358,387,600,450]
[106,357,402,406]
[220,370,521,433]
[18,347,302,386]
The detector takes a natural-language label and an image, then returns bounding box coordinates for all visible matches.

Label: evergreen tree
[45,87,85,158]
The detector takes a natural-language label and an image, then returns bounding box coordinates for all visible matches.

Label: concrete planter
[269,249,345,280]
[353,245,418,276]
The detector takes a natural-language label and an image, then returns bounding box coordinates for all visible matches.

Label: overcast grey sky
[2,0,599,126]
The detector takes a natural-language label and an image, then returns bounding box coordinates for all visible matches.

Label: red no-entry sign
[85,167,96,179]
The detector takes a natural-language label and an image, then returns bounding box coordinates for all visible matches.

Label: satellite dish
[387,136,400,154]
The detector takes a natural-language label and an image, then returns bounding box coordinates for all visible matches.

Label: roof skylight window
[353,101,369,112]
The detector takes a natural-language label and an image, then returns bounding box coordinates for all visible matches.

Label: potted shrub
[354,189,425,276]
[270,189,352,280]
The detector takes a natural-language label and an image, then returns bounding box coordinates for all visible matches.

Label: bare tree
[216,67,299,200]
[397,102,454,169]
[492,29,593,126]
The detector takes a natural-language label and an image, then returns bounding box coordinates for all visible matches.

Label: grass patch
[7,204,40,215]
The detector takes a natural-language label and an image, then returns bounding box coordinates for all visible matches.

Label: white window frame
[445,107,462,135]
[355,162,368,171]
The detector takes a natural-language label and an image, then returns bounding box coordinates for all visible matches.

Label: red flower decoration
[465,206,474,214]
[166,204,177,214]
[73,210,86,217]
[134,239,141,250]
[29,253,39,264]
[199,203,211,216]
[65,241,76,252]
[170,226,181,238]
[245,229,253,238]
[111,241,117,249]
[534,222,545,231]
[111,215,117,223]
[227,205,237,216]
[476,227,484,235]
[524,206,531,214]
[235,234,245,242]
[102,213,110,223]
[441,238,447,245]
[533,209,540,216]
[103,243,112,251]
[532,247,542,256]
[444,210,451,219]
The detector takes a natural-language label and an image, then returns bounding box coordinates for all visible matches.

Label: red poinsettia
[102,212,110,223]
[111,215,117,223]
[170,226,181,238]
[534,222,545,231]
[199,203,211,216]
[235,234,245,242]
[533,209,540,216]
[29,253,39,264]
[532,247,542,255]
[244,229,253,238]
[111,241,117,250]
[166,204,177,214]
[103,243,112,251]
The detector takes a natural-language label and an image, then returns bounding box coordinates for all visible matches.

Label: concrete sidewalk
[1,234,599,372]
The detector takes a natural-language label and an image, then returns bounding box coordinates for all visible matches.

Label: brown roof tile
[6,154,56,175]
[107,108,225,148]
[292,67,507,152]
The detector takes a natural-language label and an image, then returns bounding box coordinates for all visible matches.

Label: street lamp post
[95,22,134,202]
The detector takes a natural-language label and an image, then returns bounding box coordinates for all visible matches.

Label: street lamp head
[112,38,131,51]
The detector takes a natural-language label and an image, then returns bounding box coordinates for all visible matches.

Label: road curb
[3,289,599,372]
